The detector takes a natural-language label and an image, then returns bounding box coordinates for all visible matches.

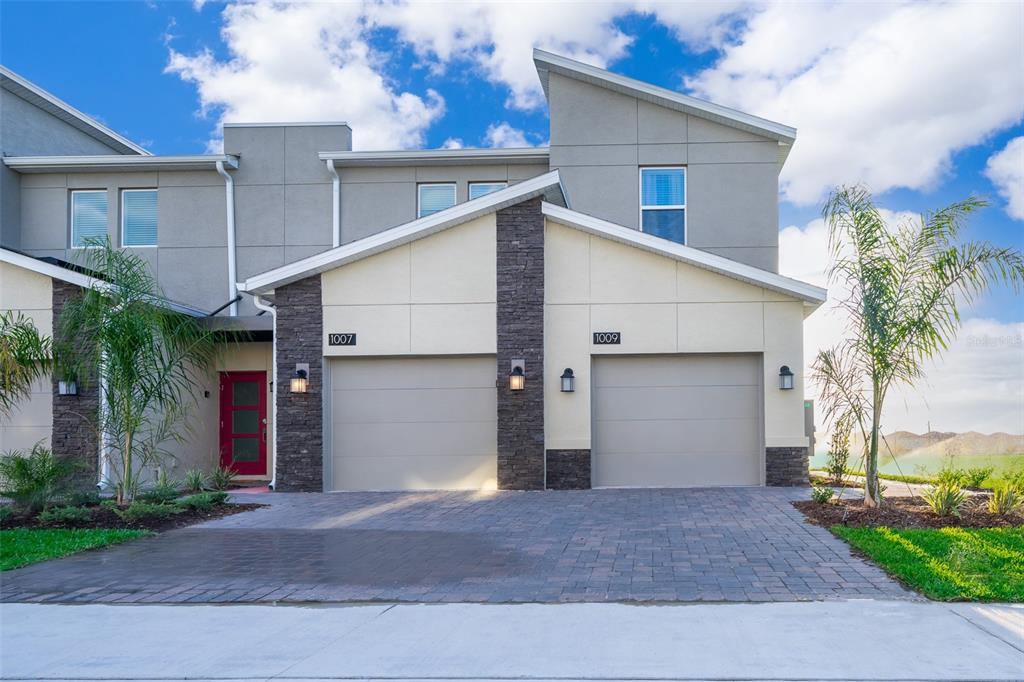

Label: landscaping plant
[37,505,93,527]
[0,311,52,417]
[811,485,835,504]
[964,467,995,489]
[178,491,228,511]
[922,483,968,517]
[56,240,218,504]
[138,471,182,504]
[208,465,237,491]
[825,415,852,485]
[812,186,1024,507]
[183,468,207,493]
[988,483,1023,516]
[0,443,79,514]
[112,501,185,524]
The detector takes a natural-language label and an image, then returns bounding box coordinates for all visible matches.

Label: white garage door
[592,354,762,487]
[328,356,497,491]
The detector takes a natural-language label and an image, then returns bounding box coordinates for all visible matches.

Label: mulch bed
[795,495,1024,529]
[0,503,263,533]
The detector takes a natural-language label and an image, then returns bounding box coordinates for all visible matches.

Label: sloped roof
[0,66,149,156]
[239,170,567,296]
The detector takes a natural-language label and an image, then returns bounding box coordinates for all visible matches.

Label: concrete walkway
[1,601,1021,680]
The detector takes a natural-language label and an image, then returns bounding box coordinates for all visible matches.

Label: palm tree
[813,186,1024,507]
[57,240,218,504]
[0,311,52,417]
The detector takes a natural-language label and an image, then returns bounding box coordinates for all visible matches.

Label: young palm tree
[0,311,52,417]
[813,186,1024,507]
[57,240,218,504]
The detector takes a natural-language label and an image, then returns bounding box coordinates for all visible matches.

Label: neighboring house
[0,50,825,492]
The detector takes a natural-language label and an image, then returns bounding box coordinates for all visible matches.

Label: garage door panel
[332,387,496,424]
[332,455,497,491]
[330,356,494,390]
[593,385,759,421]
[594,418,759,455]
[593,354,759,388]
[596,452,760,487]
[333,421,496,458]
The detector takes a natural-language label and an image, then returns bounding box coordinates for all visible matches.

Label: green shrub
[178,491,228,511]
[65,490,102,507]
[922,483,967,517]
[987,484,1023,516]
[963,467,995,489]
[208,466,236,491]
[935,467,968,488]
[37,505,93,527]
[137,472,182,504]
[183,468,207,494]
[825,417,853,485]
[113,501,184,524]
[1005,469,1024,490]
[0,443,79,513]
[811,485,835,504]
[0,506,12,524]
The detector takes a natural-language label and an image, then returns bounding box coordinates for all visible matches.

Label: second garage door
[329,356,497,491]
[592,354,762,487]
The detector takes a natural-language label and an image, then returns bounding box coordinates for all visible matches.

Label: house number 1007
[328,333,357,346]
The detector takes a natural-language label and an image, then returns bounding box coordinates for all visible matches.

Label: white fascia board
[318,147,550,166]
[0,248,209,317]
[3,155,240,174]
[224,121,351,129]
[541,202,827,306]
[533,49,796,145]
[242,170,566,295]
[0,65,150,156]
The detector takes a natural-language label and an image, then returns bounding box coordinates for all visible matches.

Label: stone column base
[546,449,591,489]
[766,446,810,486]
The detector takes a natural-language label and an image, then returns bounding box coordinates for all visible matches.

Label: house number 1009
[328,333,357,346]
[593,332,621,345]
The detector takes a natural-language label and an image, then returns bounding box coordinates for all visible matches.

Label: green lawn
[0,529,149,571]
[832,526,1024,601]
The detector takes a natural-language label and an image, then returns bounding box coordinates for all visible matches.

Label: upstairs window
[418,183,456,217]
[122,189,158,247]
[469,182,507,200]
[640,167,686,244]
[71,190,108,248]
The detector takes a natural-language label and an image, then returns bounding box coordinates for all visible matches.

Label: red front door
[219,371,268,476]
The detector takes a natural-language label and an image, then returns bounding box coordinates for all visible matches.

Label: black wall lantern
[560,368,575,393]
[509,359,525,391]
[290,363,309,394]
[779,365,794,390]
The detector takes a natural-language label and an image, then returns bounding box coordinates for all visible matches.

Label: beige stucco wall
[0,261,53,453]
[321,214,497,356]
[543,218,808,452]
[160,341,274,479]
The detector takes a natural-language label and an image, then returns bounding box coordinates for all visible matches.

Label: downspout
[325,159,340,248]
[97,352,110,490]
[252,294,278,490]
[215,160,238,316]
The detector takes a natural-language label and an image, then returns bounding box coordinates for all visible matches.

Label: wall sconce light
[290,363,309,394]
[779,365,794,390]
[58,380,78,396]
[509,359,525,391]
[560,368,575,393]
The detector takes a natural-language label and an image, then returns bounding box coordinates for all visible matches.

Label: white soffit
[318,147,550,166]
[541,202,826,306]
[240,170,567,296]
[4,155,239,174]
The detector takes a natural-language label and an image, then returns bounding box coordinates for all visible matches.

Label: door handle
[261,429,266,443]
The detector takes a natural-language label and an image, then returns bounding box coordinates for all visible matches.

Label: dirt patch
[795,495,1023,529]
[1,503,263,533]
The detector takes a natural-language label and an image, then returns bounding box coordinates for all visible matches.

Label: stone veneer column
[545,449,591,490]
[496,197,545,490]
[765,446,810,486]
[50,280,99,488]
[274,276,324,492]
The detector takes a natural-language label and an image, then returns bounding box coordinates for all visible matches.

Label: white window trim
[417,182,457,218]
[638,166,687,244]
[120,188,158,248]
[468,181,508,200]
[70,189,108,249]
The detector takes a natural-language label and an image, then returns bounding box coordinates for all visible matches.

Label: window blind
[418,184,456,217]
[71,191,108,247]
[641,168,685,207]
[122,190,158,246]
[469,182,507,200]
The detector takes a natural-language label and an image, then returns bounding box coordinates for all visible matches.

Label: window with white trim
[639,167,685,244]
[70,190,108,248]
[468,182,507,200]
[417,183,456,217]
[121,189,158,247]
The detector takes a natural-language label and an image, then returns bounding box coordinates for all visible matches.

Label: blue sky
[2,1,1021,431]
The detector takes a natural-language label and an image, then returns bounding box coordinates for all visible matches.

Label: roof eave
[318,147,550,167]
[3,155,240,174]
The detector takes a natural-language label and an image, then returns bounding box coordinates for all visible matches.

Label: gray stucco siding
[284,184,333,246]
[235,185,285,246]
[0,89,125,157]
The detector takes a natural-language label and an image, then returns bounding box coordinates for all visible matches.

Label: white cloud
[166,2,444,151]
[985,136,1024,220]
[484,122,529,148]
[441,137,464,150]
[687,2,1024,205]
[780,213,1024,435]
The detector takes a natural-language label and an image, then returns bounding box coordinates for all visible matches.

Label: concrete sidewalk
[2,601,1021,681]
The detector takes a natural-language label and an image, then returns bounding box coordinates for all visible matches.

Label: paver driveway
[1,488,911,603]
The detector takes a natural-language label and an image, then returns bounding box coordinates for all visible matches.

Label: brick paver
[0,488,912,603]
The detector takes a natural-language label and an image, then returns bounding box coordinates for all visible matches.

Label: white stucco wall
[0,261,53,453]
[543,218,808,452]
[321,214,497,356]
